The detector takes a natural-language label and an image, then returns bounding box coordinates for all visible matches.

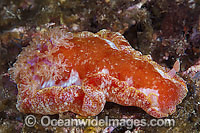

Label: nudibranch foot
[9,27,188,118]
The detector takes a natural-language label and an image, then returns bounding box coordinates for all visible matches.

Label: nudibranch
[9,27,188,118]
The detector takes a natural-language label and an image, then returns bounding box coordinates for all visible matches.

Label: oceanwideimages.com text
[25,115,175,129]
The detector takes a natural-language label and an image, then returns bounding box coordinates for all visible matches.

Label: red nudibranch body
[9,27,188,118]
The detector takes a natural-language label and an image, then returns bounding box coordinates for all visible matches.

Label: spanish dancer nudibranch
[9,27,188,118]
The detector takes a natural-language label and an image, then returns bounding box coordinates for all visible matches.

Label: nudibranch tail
[9,27,188,118]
